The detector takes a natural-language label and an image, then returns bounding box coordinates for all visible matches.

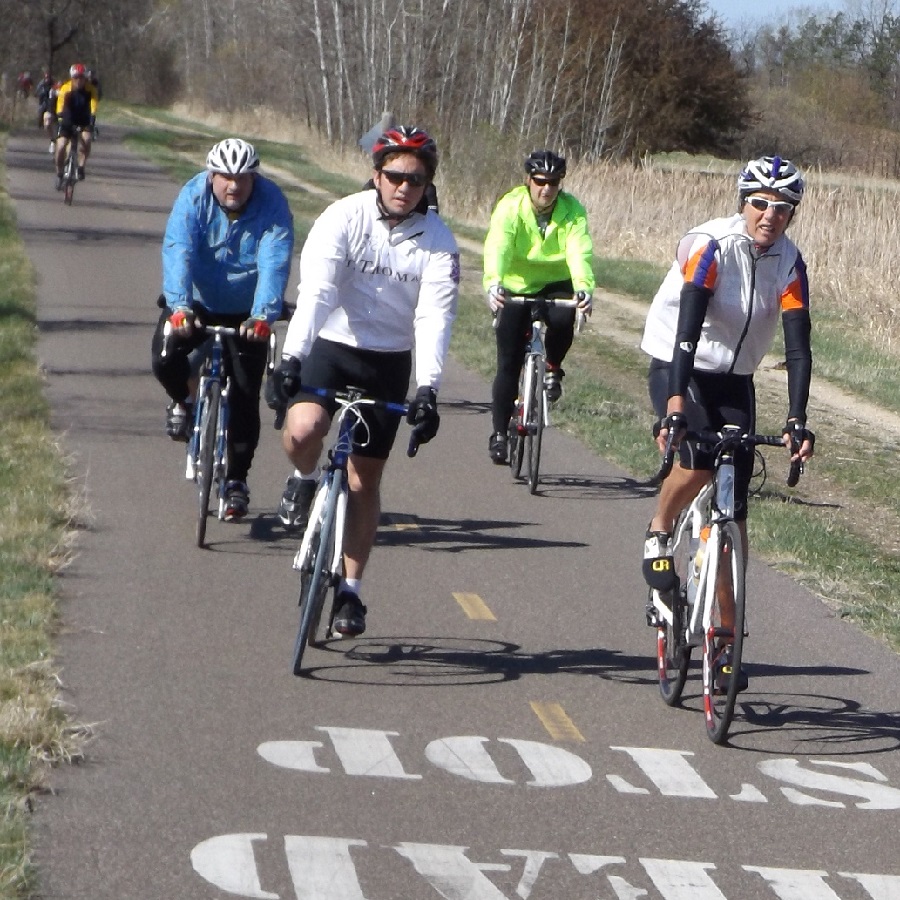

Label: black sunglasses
[380,169,428,188]
[532,176,561,187]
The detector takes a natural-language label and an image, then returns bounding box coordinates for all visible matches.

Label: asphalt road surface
[8,126,900,900]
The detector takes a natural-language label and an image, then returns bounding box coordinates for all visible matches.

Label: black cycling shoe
[332,591,367,637]
[488,432,508,464]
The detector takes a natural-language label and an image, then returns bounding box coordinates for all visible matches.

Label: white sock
[295,467,318,481]
[340,578,362,597]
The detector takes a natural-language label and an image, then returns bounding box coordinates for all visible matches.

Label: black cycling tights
[491,284,576,434]
[150,310,268,482]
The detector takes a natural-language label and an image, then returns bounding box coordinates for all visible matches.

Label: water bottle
[688,525,709,603]
[685,535,700,608]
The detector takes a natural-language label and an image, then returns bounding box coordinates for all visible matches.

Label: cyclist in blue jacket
[151,138,294,520]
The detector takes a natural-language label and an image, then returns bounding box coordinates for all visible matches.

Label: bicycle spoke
[657,509,694,705]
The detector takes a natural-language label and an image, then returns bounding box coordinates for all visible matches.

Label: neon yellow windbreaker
[482,185,595,294]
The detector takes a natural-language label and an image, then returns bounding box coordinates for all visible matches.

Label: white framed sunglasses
[746,196,794,214]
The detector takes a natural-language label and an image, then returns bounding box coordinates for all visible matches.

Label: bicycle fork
[292,469,348,586]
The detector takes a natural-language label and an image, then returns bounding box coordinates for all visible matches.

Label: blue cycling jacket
[162,172,294,322]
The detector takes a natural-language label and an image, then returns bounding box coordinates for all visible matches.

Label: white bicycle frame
[292,470,347,584]
[650,454,737,639]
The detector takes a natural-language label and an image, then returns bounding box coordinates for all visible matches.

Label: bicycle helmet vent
[524,150,567,178]
[738,155,804,204]
[372,126,438,175]
[206,138,260,176]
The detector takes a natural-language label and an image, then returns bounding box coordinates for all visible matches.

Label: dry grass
[166,102,900,361]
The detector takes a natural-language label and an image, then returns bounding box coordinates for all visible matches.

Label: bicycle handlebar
[651,426,797,487]
[272,385,421,457]
[494,294,587,333]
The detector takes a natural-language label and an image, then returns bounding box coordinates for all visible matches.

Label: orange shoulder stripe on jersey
[682,243,718,290]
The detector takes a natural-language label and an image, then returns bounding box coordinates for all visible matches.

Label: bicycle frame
[289,387,416,673]
[651,424,791,743]
[186,328,233,489]
[62,125,83,205]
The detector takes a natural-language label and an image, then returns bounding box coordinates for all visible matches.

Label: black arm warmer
[783,307,812,421]
[669,282,712,399]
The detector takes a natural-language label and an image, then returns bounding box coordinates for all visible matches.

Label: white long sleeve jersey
[282,189,460,391]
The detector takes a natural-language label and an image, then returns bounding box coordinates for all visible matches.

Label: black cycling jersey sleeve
[783,307,812,422]
[669,282,711,400]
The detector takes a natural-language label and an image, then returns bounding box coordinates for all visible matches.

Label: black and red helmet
[372,126,438,176]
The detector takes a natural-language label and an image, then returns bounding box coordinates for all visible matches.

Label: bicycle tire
[195,382,220,548]
[63,141,78,205]
[292,479,337,675]
[213,386,230,520]
[703,520,746,744]
[527,365,545,494]
[657,512,693,705]
[508,421,523,478]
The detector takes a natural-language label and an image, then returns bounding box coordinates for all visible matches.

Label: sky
[703,0,843,29]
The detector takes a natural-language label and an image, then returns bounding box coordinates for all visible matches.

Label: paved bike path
[8,126,900,900]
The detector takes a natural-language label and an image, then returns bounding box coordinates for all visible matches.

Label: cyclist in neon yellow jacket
[483,150,595,464]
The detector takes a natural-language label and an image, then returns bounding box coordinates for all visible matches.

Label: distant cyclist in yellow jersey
[54,63,99,189]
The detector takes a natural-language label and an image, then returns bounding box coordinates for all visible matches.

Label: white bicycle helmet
[737,155,804,205]
[206,138,260,175]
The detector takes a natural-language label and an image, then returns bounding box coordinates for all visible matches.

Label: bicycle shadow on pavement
[295,638,653,687]
[719,692,900,756]
[523,473,657,500]
[666,662,898,756]
[375,514,589,553]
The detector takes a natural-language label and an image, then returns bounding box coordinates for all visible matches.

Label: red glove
[168,309,194,335]
[240,318,271,341]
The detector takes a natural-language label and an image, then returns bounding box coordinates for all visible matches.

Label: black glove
[271,356,302,407]
[406,386,440,443]
[784,419,815,454]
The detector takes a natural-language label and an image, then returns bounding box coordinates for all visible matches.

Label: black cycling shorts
[648,358,756,521]
[296,338,412,460]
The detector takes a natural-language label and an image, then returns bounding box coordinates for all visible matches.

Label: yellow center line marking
[384,514,419,531]
[452,592,496,621]
[530,701,585,742]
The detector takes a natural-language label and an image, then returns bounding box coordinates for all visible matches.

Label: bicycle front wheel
[195,383,220,548]
[657,509,693,706]
[527,367,545,494]
[292,479,338,675]
[703,520,746,744]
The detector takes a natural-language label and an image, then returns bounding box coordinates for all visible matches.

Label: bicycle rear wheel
[195,383,220,548]
[703,520,746,744]
[292,479,338,675]
[657,509,693,705]
[527,369,545,494]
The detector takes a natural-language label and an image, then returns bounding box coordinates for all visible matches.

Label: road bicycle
[647,425,803,744]
[60,125,84,205]
[286,386,419,676]
[500,294,583,494]
[164,322,280,548]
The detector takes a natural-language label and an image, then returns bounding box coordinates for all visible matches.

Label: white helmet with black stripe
[206,138,260,175]
[738,155,804,205]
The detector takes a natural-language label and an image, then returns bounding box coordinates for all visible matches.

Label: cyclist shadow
[376,515,589,552]
[297,639,653,687]
[669,660,899,755]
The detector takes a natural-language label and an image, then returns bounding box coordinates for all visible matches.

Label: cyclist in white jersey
[270,126,459,637]
[639,156,816,692]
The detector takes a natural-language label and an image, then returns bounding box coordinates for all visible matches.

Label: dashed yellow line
[453,592,496,621]
[384,513,419,530]
[530,701,585,742]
